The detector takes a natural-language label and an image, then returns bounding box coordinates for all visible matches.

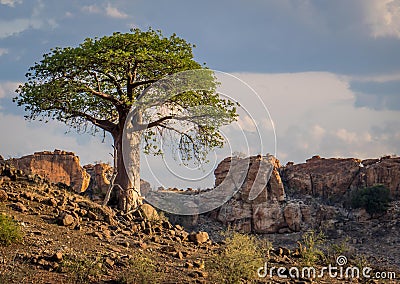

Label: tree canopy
[14,28,238,210]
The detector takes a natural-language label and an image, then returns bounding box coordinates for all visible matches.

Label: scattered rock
[185,261,194,269]
[87,210,98,221]
[0,189,8,202]
[58,212,75,226]
[13,202,28,212]
[139,203,159,221]
[189,232,209,244]
[52,252,63,262]
[193,259,205,269]
[104,257,114,268]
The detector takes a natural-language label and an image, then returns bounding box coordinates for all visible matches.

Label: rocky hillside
[1,158,399,283]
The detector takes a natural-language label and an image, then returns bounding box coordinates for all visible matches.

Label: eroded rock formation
[8,150,90,193]
[84,163,112,195]
[281,155,400,201]
[214,155,309,233]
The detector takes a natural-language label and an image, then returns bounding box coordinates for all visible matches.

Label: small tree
[14,28,237,211]
[351,185,392,215]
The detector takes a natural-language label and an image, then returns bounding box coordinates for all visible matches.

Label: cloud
[0,111,112,164]
[81,5,102,14]
[0,81,19,99]
[0,1,55,39]
[0,48,8,56]
[0,18,37,39]
[364,0,400,38]
[105,3,128,19]
[81,3,128,19]
[0,0,22,7]
[228,72,400,163]
[350,78,400,110]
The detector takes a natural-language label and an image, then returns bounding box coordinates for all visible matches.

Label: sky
[0,0,400,188]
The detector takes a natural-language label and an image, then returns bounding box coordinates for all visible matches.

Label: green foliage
[0,213,23,246]
[350,185,391,215]
[207,231,266,284]
[61,255,103,284]
[14,28,237,164]
[297,230,326,266]
[327,238,350,261]
[118,252,163,284]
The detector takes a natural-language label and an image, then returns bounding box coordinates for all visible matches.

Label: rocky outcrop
[84,163,152,197]
[214,155,309,233]
[8,150,90,193]
[84,163,112,195]
[212,154,400,234]
[281,155,362,200]
[281,155,400,201]
[214,155,285,203]
[352,156,400,199]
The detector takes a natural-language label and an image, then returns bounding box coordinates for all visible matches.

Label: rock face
[212,154,400,234]
[8,150,90,193]
[281,155,400,201]
[281,156,362,200]
[214,155,299,233]
[352,156,400,199]
[84,163,152,198]
[214,155,285,203]
[84,163,112,195]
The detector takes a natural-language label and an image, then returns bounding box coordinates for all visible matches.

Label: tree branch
[131,79,157,90]
[84,85,123,107]
[127,113,210,132]
[46,103,116,132]
[91,69,125,99]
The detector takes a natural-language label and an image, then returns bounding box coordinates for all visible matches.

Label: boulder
[252,202,286,233]
[214,155,285,202]
[84,163,112,195]
[0,189,8,202]
[283,202,302,232]
[8,150,90,193]
[139,203,159,221]
[58,212,75,226]
[189,231,209,244]
[214,155,287,233]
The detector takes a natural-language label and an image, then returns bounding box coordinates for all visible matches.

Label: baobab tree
[14,28,237,211]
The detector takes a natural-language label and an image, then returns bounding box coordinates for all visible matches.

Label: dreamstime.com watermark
[257,256,397,280]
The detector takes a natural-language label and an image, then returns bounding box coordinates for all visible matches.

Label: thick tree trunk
[113,112,142,212]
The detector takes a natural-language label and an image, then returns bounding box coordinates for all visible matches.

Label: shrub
[298,230,326,266]
[61,255,103,284]
[351,185,391,215]
[0,213,23,246]
[118,252,163,284]
[207,231,266,284]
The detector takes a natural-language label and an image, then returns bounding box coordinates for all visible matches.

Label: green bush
[351,185,391,215]
[207,231,266,284]
[298,230,326,266]
[0,214,23,246]
[118,252,163,284]
[61,255,103,284]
